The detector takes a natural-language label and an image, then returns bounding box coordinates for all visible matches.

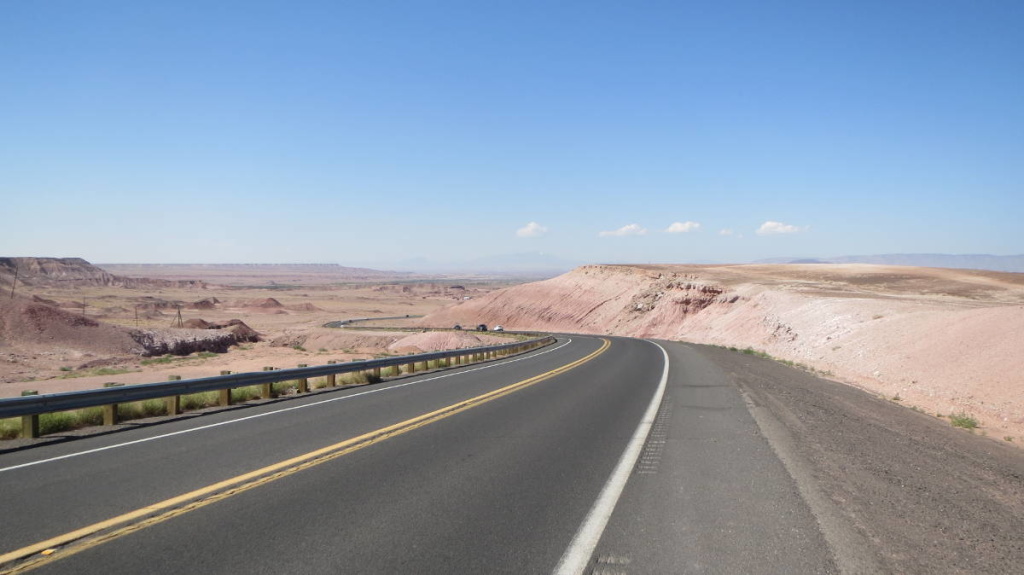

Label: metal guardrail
[322,315,423,328]
[2,336,556,438]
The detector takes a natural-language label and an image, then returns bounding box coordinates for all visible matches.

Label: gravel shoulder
[694,343,1024,574]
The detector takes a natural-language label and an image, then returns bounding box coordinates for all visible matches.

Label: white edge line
[0,338,574,474]
[552,340,669,575]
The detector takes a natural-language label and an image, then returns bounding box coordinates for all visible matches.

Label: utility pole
[173,305,184,328]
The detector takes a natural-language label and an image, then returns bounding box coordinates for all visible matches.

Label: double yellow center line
[1,338,611,574]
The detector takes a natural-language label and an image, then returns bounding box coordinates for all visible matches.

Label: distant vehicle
[493,325,504,332]
[453,324,462,330]
[476,324,487,332]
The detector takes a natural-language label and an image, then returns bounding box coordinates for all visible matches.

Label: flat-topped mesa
[0,257,206,289]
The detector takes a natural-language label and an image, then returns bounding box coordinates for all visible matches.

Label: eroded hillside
[422,264,1024,439]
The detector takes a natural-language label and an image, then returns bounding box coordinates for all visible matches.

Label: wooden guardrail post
[327,361,337,387]
[262,367,274,398]
[297,365,308,393]
[103,404,118,426]
[408,360,416,374]
[20,390,39,438]
[103,382,123,426]
[219,371,233,406]
[167,375,182,415]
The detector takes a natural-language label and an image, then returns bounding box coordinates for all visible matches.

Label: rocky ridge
[421,263,1024,438]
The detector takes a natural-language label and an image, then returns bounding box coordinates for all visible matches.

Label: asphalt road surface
[1,336,1021,574]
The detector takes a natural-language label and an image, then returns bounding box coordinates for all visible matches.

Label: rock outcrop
[421,263,1024,438]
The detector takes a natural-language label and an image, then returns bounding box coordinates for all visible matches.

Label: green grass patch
[741,347,772,359]
[141,355,180,366]
[338,372,383,386]
[0,418,20,440]
[181,391,219,411]
[272,381,298,396]
[59,367,136,379]
[118,399,169,420]
[231,386,261,402]
[34,407,104,436]
[949,412,979,430]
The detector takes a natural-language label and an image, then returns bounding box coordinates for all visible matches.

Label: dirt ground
[0,271,512,398]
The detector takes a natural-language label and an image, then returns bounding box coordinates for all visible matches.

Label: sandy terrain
[0,261,513,398]
[5,259,1022,444]
[420,264,1024,441]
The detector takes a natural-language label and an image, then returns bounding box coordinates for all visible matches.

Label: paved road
[1,336,1021,574]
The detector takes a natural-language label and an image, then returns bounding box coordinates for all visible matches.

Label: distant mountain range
[755,254,1024,273]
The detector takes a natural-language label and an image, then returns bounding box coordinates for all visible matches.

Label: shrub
[949,412,979,430]
[181,391,218,411]
[272,381,298,396]
[0,418,20,440]
[231,386,260,402]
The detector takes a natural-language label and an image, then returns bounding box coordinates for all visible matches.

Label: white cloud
[516,222,548,238]
[665,221,701,234]
[756,221,806,235]
[719,228,734,236]
[599,224,648,237]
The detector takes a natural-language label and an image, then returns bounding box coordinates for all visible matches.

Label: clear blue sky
[2,1,1021,268]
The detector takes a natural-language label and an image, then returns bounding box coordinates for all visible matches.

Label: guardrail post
[373,366,381,379]
[327,361,337,387]
[408,361,416,374]
[297,365,308,393]
[20,390,39,438]
[218,371,233,407]
[21,414,39,439]
[102,382,123,426]
[103,404,119,426]
[167,375,182,415]
[262,367,274,398]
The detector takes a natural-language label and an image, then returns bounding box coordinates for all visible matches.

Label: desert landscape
[2,257,1022,444]
[421,263,1024,442]
[0,258,518,399]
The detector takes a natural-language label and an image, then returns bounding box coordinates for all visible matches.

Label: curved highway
[2,336,1022,574]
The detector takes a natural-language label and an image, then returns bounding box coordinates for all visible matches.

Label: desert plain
[1,258,1022,444]
[0,260,519,400]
